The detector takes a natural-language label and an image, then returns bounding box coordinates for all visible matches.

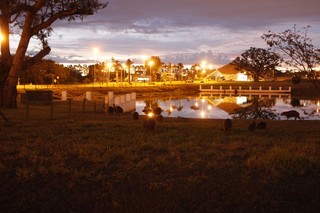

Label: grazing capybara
[248,121,256,131]
[153,107,162,116]
[142,108,152,115]
[114,106,124,114]
[257,122,267,130]
[143,118,156,132]
[133,111,139,120]
[107,106,114,115]
[224,118,232,134]
[281,110,301,120]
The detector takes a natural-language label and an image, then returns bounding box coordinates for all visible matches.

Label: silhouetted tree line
[19,59,87,85]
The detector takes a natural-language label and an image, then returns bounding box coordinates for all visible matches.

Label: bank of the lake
[17,80,318,100]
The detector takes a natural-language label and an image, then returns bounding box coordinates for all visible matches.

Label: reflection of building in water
[135,95,320,120]
[203,96,250,114]
[199,92,293,115]
[300,99,320,117]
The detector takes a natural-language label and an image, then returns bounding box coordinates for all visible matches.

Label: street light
[92,47,99,84]
[122,63,127,84]
[148,60,154,82]
[107,62,112,85]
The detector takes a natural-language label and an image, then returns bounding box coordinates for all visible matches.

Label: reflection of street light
[0,31,3,61]
[92,47,99,83]
[147,112,154,118]
[149,60,154,82]
[141,55,148,79]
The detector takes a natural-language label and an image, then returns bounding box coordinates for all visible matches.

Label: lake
[135,93,320,120]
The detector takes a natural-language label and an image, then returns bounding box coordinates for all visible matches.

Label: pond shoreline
[17,80,320,100]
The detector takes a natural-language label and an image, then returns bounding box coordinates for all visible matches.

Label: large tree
[145,56,162,82]
[233,47,282,82]
[0,0,107,108]
[262,26,320,91]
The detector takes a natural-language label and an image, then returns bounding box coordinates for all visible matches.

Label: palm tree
[125,59,134,84]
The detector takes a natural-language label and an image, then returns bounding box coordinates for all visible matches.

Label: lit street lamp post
[92,48,99,84]
[107,62,112,86]
[149,60,154,82]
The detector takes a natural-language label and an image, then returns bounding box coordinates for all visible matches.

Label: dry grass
[0,99,320,212]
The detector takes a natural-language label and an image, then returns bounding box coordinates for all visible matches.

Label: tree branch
[31,8,78,36]
[21,46,51,73]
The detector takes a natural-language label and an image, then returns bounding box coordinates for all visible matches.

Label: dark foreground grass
[0,107,320,212]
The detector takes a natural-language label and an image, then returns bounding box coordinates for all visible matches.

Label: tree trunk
[1,81,18,108]
[253,74,259,82]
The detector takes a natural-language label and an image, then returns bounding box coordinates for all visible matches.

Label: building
[206,63,249,81]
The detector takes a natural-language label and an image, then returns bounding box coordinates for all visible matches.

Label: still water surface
[135,93,320,120]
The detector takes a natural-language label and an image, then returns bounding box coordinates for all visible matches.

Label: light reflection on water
[135,94,320,120]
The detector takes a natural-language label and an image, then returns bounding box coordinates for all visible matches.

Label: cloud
[46,0,320,65]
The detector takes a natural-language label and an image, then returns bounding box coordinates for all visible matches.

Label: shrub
[292,74,302,84]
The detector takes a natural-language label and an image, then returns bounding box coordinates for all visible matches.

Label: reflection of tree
[142,100,160,114]
[291,98,301,107]
[177,100,183,111]
[231,97,277,119]
[190,100,199,111]
[166,97,173,116]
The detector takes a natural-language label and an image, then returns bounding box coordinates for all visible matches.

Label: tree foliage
[19,59,83,84]
[111,58,123,83]
[145,56,162,81]
[262,25,320,90]
[0,0,107,107]
[233,47,282,82]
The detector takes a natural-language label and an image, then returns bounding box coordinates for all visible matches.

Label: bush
[292,75,302,84]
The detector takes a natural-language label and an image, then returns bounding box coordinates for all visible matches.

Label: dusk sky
[23,0,320,67]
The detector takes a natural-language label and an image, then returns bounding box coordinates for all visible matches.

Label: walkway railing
[199,85,291,93]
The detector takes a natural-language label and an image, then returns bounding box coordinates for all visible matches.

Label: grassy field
[0,102,320,212]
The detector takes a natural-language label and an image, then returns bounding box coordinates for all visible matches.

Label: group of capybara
[223,119,267,135]
[106,105,124,115]
[224,110,301,135]
[132,108,302,133]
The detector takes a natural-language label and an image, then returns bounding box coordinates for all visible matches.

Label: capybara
[280,110,301,120]
[248,121,256,131]
[153,107,163,116]
[107,106,114,115]
[224,118,232,134]
[256,122,267,130]
[142,108,152,115]
[114,106,123,114]
[133,111,139,120]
